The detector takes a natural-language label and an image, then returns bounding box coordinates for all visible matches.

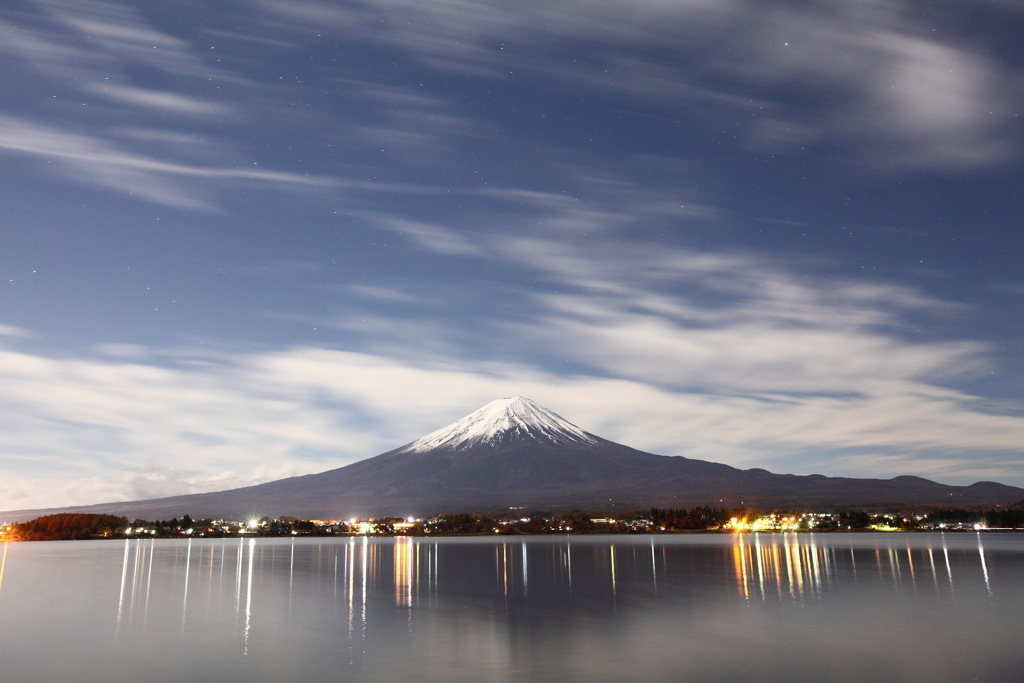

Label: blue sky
[2,0,1023,510]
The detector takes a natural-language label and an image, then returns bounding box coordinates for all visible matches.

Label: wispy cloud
[89,84,231,116]
[260,0,1023,170]
[369,215,482,256]
[0,116,335,208]
[0,324,32,338]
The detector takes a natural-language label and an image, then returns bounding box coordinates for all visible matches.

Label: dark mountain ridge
[3,397,1021,522]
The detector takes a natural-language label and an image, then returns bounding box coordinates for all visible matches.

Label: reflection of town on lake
[82,533,1004,644]
[2,533,1021,683]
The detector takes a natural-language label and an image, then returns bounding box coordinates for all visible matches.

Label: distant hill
[3,397,1022,522]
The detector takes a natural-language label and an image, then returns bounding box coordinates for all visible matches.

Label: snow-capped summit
[400,396,600,453]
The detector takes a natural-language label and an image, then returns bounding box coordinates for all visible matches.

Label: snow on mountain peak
[400,396,599,453]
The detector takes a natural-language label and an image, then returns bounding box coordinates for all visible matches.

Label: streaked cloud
[0,116,335,208]
[260,0,1023,170]
[0,324,32,338]
[89,84,231,116]
[371,216,482,256]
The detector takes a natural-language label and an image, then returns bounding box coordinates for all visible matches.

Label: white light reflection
[361,536,368,642]
[942,535,955,594]
[130,540,143,623]
[234,537,243,621]
[567,540,572,591]
[610,545,617,601]
[289,539,295,613]
[522,542,528,597]
[206,544,215,609]
[182,538,192,632]
[977,533,993,598]
[243,538,255,655]
[927,546,939,592]
[650,539,657,594]
[347,538,355,661]
[117,539,130,632]
[144,538,154,625]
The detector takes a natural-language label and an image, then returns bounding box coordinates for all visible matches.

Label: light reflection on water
[1,533,1023,683]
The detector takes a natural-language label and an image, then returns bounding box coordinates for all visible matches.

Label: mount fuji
[3,397,1022,521]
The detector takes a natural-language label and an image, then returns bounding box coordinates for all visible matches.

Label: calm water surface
[0,533,1022,682]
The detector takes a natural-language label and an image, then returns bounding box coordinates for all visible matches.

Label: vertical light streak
[609,545,617,597]
[422,542,430,602]
[823,544,831,590]
[347,539,355,651]
[220,537,226,586]
[567,540,572,590]
[977,534,992,598]
[522,542,528,597]
[754,536,766,602]
[808,542,821,596]
[773,545,783,599]
[144,539,154,625]
[734,537,749,601]
[650,540,657,593]
[502,544,508,598]
[792,541,800,594]
[942,536,955,594]
[927,547,939,591]
[889,548,901,588]
[361,536,368,640]
[243,538,255,655]
[235,537,244,619]
[0,542,8,597]
[394,538,414,606]
[130,539,142,622]
[289,540,295,613]
[906,547,916,587]
[117,539,130,630]
[182,538,192,632]
[783,537,793,598]
[207,543,215,607]
[784,536,798,598]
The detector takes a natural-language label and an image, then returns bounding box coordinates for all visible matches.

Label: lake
[1,533,1022,682]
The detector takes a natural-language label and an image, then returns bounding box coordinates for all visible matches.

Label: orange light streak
[0,542,8,596]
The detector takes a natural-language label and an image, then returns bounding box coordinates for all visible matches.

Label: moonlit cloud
[0,116,335,208]
[372,216,483,256]
[0,324,32,338]
[89,84,231,116]
[260,0,1021,170]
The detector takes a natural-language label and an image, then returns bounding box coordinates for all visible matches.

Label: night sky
[2,0,1023,511]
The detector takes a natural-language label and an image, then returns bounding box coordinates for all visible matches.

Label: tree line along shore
[4,505,1024,541]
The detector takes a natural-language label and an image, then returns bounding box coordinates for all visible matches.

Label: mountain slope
[3,397,1022,521]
